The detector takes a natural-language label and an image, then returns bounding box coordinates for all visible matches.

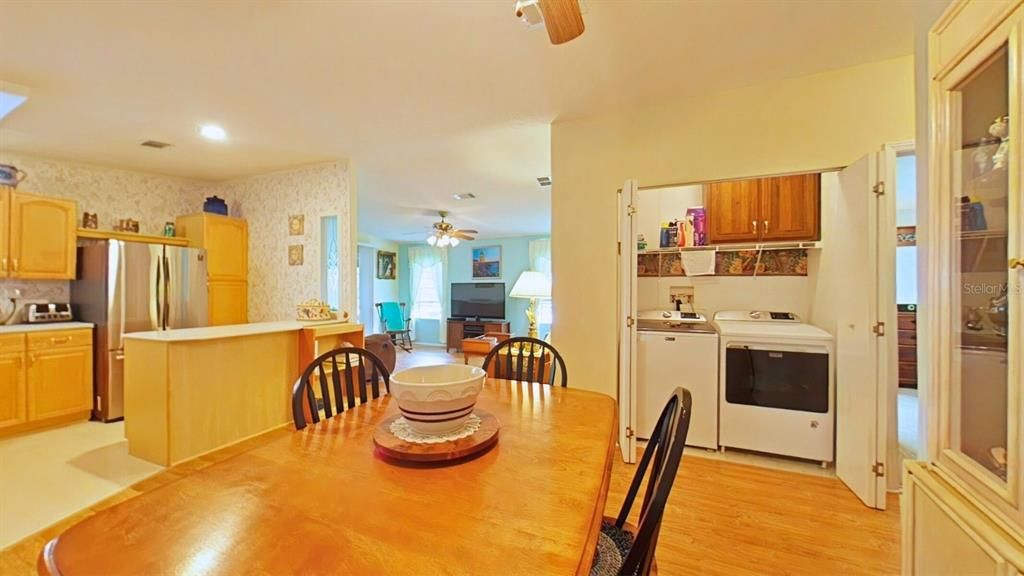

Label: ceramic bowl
[389,364,486,435]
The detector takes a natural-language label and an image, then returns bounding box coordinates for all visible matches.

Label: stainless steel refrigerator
[71,240,208,422]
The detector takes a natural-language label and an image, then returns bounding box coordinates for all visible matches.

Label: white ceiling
[0,1,914,242]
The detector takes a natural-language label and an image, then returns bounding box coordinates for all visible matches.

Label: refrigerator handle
[163,255,171,330]
[155,256,162,330]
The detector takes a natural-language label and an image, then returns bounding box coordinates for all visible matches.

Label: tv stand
[447,318,510,353]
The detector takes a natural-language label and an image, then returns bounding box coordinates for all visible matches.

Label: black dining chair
[590,387,692,576]
[482,337,567,387]
[291,346,391,430]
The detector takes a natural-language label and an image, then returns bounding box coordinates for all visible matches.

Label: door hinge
[617,241,621,255]
[872,322,886,337]
[626,427,635,439]
[626,204,637,216]
[873,182,885,196]
[872,461,885,477]
[626,316,634,327]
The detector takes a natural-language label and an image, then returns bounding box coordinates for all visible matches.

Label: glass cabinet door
[946,44,1015,488]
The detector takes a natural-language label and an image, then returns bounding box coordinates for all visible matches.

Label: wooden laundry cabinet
[705,173,820,244]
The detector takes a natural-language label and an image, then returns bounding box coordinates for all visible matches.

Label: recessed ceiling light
[199,124,227,141]
[0,81,30,121]
[453,193,476,201]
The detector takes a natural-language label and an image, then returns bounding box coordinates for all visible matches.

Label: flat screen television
[451,282,505,320]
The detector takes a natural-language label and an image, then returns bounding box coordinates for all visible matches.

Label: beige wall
[551,55,915,396]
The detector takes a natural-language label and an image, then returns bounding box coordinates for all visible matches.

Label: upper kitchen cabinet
[705,174,821,244]
[706,178,762,243]
[761,174,820,241]
[2,188,77,280]
[176,213,248,282]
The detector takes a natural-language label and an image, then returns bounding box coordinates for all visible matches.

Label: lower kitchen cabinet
[208,281,248,326]
[0,350,27,429]
[0,327,93,437]
[27,346,93,421]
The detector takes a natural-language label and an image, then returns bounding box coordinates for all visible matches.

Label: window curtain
[528,238,553,328]
[407,246,448,343]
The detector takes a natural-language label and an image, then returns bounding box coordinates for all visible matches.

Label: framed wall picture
[377,250,397,280]
[472,245,501,279]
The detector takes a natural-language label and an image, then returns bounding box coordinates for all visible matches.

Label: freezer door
[106,349,125,420]
[121,242,162,339]
[164,246,209,329]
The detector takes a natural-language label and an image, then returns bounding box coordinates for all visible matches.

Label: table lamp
[509,271,551,339]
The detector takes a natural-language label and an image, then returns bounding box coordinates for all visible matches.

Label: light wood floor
[0,346,901,574]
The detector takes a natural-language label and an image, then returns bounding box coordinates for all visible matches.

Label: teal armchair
[375,302,412,352]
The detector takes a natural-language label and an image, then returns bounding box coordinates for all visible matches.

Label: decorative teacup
[389,364,486,435]
[0,165,26,187]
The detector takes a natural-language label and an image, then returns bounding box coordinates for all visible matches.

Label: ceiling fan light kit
[426,211,476,248]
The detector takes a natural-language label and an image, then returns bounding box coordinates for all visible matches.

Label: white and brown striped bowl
[389,365,486,436]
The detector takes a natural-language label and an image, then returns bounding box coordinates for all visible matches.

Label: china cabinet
[903,1,1024,573]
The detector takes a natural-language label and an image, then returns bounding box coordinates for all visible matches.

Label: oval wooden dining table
[39,379,617,575]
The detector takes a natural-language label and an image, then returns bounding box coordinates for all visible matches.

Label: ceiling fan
[426,211,477,247]
[515,0,585,45]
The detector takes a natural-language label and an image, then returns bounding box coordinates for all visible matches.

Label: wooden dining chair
[482,337,567,387]
[291,346,391,430]
[590,387,692,576]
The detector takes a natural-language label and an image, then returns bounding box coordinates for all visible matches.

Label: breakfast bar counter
[123,320,363,466]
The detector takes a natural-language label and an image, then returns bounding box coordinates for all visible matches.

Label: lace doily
[389,414,482,444]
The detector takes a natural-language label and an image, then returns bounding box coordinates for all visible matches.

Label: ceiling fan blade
[453,232,476,240]
[538,0,584,45]
[456,229,478,235]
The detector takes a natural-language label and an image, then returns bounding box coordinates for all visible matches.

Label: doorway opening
[893,151,920,464]
[356,245,376,332]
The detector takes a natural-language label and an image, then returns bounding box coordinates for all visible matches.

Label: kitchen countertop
[0,322,95,335]
[122,320,357,343]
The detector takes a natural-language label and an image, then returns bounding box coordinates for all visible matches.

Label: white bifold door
[831,149,900,510]
[618,179,639,464]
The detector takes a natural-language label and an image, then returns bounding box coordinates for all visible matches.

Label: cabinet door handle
[50,336,70,344]
[11,258,18,272]
[29,353,36,365]
[752,220,758,234]
[1,257,6,271]
[763,220,769,233]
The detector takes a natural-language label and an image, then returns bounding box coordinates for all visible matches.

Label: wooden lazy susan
[373,409,499,463]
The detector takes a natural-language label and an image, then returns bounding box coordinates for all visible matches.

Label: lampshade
[509,271,551,299]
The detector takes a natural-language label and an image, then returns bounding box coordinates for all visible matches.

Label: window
[321,216,340,310]
[536,299,553,326]
[411,262,443,320]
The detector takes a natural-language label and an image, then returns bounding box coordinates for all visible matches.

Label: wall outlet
[669,286,695,306]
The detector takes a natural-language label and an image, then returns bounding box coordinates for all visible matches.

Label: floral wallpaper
[214,162,352,322]
[636,248,808,278]
[1,153,354,325]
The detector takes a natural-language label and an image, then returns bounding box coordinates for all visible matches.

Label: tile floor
[0,420,162,549]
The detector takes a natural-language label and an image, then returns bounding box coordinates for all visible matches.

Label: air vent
[140,140,173,149]
[452,193,476,201]
[537,176,552,187]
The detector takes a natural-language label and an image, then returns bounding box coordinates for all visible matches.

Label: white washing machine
[713,310,834,465]
[636,310,719,449]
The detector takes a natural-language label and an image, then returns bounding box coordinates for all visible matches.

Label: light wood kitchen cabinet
[706,178,762,244]
[705,174,820,244]
[760,174,820,241]
[0,327,93,437]
[0,188,9,279]
[176,213,249,325]
[1,187,77,279]
[0,349,27,430]
[208,281,248,326]
[175,213,248,282]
